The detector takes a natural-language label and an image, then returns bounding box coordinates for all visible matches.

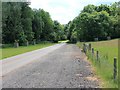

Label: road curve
[2,44,99,88]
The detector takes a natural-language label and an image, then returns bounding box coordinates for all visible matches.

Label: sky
[29,0,119,24]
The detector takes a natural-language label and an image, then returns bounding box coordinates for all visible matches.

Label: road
[1,43,65,76]
[2,44,99,88]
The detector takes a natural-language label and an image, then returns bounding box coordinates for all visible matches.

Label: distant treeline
[64,2,120,42]
[2,2,66,44]
[2,2,120,44]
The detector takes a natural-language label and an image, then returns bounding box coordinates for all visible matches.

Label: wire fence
[82,43,118,84]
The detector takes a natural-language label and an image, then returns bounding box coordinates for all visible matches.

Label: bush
[1,44,13,48]
[53,40,58,43]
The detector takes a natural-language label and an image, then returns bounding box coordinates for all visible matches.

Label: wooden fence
[82,43,117,81]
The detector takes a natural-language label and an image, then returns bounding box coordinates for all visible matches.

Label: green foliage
[82,4,96,13]
[21,2,34,42]
[39,9,54,41]
[32,9,44,42]
[2,2,23,43]
[67,2,120,42]
[2,2,65,45]
[52,20,66,42]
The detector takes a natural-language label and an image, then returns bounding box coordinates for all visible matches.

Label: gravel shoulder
[2,44,99,88]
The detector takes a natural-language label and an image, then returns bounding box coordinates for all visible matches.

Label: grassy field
[0,42,56,60]
[77,39,118,88]
[90,39,118,64]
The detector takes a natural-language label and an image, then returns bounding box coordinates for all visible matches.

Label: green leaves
[2,2,65,44]
[52,20,65,42]
[2,2,23,43]
[67,2,120,42]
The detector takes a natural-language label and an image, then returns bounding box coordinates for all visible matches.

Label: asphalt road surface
[2,44,99,88]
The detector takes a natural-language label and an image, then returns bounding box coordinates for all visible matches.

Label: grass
[90,39,118,64]
[77,39,118,88]
[0,42,56,60]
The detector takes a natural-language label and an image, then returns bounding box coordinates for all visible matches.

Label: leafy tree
[32,9,44,43]
[21,2,34,43]
[52,20,65,42]
[67,2,120,42]
[40,9,54,41]
[2,2,23,43]
[82,4,96,13]
[2,1,119,45]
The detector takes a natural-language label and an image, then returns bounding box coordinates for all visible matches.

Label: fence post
[14,42,19,48]
[83,43,87,54]
[83,43,85,53]
[113,57,117,81]
[89,43,91,51]
[92,48,94,59]
[25,41,29,46]
[96,51,99,61]
[33,40,36,45]
[85,44,87,54]
[97,51,101,67]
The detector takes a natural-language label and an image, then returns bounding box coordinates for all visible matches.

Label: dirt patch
[85,76,98,81]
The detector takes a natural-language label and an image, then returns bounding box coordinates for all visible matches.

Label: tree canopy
[65,2,120,42]
[2,2,65,44]
[2,1,120,44]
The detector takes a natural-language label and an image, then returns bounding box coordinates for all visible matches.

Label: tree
[32,9,44,43]
[2,2,23,43]
[82,4,96,13]
[21,2,34,43]
[66,2,120,42]
[52,20,65,42]
[40,9,54,41]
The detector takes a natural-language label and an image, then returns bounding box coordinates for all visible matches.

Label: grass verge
[1,42,56,60]
[77,39,118,88]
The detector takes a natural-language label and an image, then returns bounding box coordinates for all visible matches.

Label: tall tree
[21,2,34,43]
[67,2,120,42]
[32,9,44,42]
[2,2,23,43]
[40,9,54,41]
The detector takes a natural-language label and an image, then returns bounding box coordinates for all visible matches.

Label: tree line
[2,1,120,45]
[65,2,120,42]
[2,2,66,45]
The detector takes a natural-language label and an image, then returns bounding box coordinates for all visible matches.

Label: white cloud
[29,0,119,24]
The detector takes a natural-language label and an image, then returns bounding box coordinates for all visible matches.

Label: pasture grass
[1,42,56,60]
[90,39,118,64]
[77,39,118,88]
